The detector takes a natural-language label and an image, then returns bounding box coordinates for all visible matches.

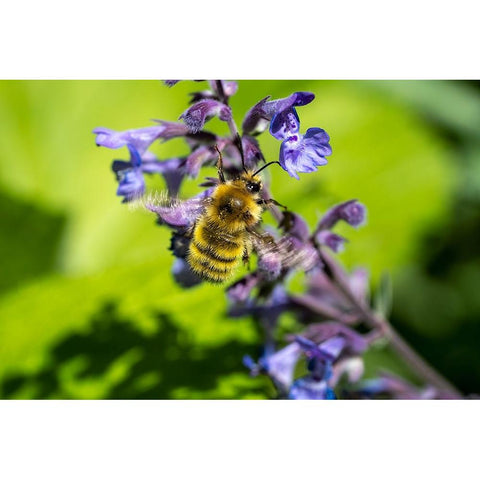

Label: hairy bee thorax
[207,172,263,231]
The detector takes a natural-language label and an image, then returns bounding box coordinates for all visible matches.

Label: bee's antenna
[252,161,281,177]
[214,144,226,183]
[234,133,248,174]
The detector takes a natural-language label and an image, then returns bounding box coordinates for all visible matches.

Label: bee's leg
[246,227,275,246]
[257,198,288,210]
[214,145,226,183]
[242,239,253,269]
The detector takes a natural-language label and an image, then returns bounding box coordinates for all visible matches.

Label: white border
[1,1,479,79]
[0,401,477,479]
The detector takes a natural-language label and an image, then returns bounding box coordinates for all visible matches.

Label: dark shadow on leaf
[0,191,66,293]
[1,302,268,399]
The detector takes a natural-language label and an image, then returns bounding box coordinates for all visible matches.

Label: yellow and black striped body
[187,173,264,283]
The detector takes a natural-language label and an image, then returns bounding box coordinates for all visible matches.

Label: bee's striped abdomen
[187,219,244,283]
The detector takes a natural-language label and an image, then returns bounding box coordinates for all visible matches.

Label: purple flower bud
[227,273,259,303]
[258,250,282,280]
[331,357,364,385]
[289,377,336,400]
[146,188,213,228]
[315,230,347,253]
[280,212,310,242]
[348,268,369,303]
[208,80,238,99]
[279,128,332,180]
[164,80,180,87]
[317,200,367,230]
[242,135,264,169]
[171,257,203,288]
[179,99,232,133]
[242,96,271,135]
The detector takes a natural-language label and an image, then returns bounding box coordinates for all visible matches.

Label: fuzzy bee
[186,146,285,283]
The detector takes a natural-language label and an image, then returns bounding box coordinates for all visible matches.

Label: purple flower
[140,156,186,197]
[289,377,336,400]
[94,126,164,155]
[296,335,346,363]
[242,92,315,135]
[315,231,347,253]
[94,122,191,154]
[244,343,302,392]
[208,80,238,99]
[145,188,213,228]
[317,200,367,230]
[242,135,264,169]
[171,257,203,288]
[227,274,260,304]
[277,123,332,180]
[111,144,145,202]
[179,99,232,133]
[185,138,230,178]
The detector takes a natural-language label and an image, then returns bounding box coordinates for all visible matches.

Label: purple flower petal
[288,377,335,400]
[115,167,145,203]
[317,200,367,230]
[179,99,232,133]
[151,120,191,140]
[295,335,346,363]
[141,157,186,197]
[279,129,331,180]
[262,343,302,390]
[265,91,315,114]
[241,96,271,135]
[269,108,300,140]
[242,92,314,136]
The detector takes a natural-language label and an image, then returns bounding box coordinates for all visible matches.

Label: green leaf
[0,258,265,399]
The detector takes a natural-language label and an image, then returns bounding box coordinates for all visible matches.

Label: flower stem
[321,251,463,398]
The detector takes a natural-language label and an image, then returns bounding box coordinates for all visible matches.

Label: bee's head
[241,172,262,195]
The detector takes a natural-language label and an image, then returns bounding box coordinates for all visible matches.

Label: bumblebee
[187,146,283,283]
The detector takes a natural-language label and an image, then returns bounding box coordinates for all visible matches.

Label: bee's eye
[246,182,260,193]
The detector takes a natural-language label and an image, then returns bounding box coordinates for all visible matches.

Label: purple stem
[330,259,463,398]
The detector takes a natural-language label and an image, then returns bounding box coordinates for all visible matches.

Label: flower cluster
[94,81,462,400]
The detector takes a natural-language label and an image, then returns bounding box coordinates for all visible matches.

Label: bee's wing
[142,188,213,229]
[251,231,319,272]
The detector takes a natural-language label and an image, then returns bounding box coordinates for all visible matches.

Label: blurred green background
[0,80,479,398]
